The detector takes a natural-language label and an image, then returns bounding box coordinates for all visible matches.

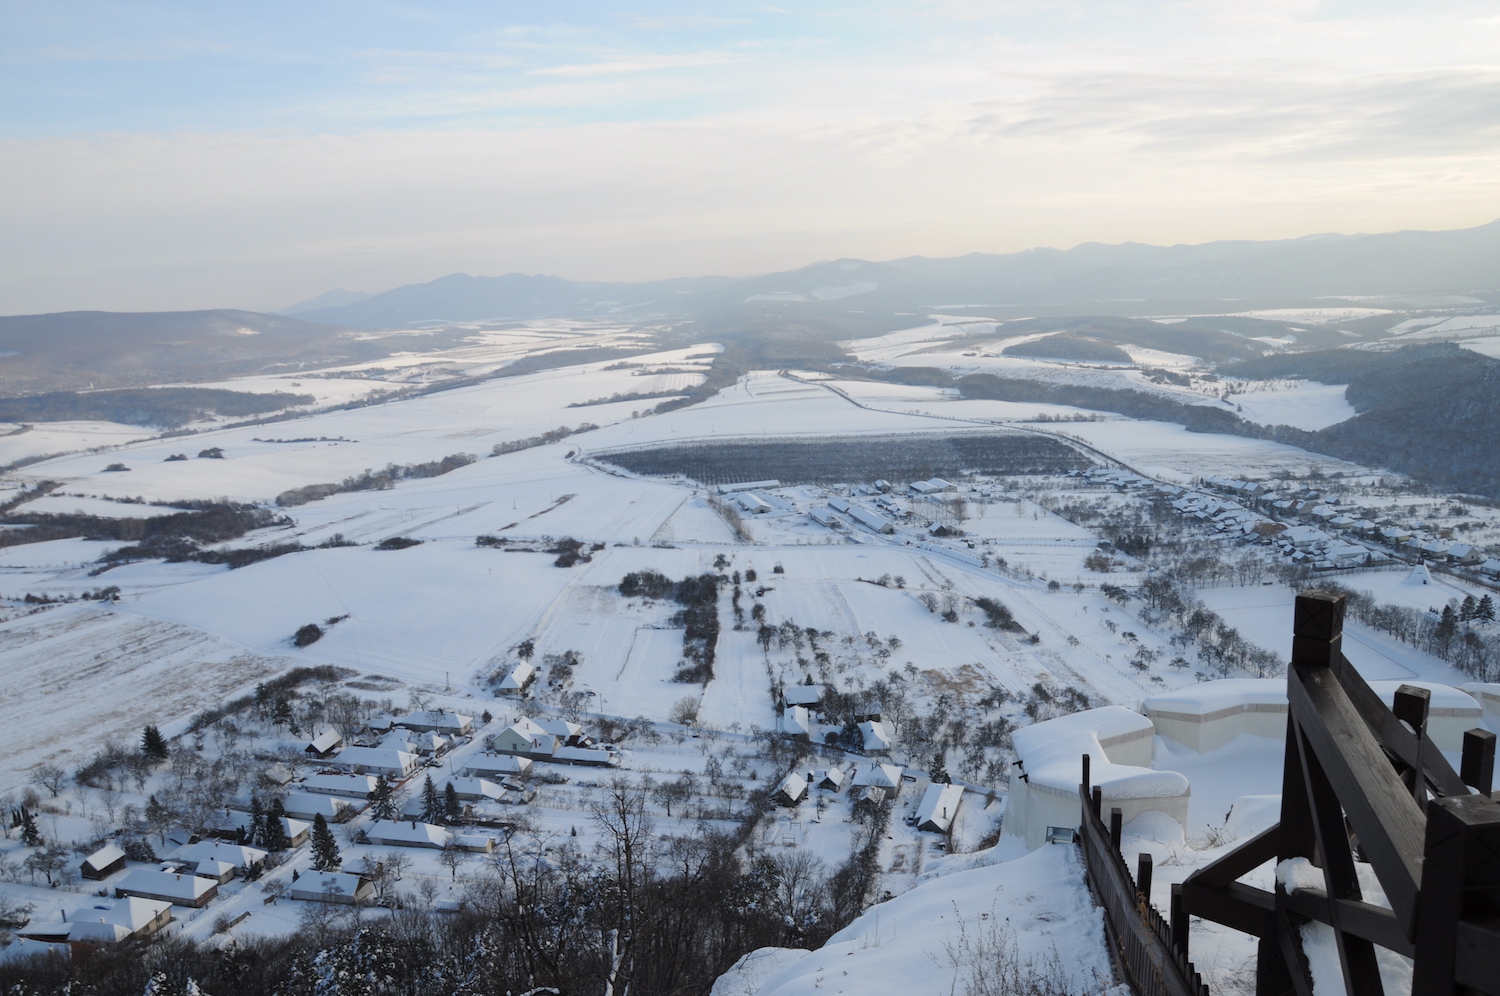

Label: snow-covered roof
[1143,679,1287,718]
[306,729,342,753]
[462,752,533,776]
[1011,706,1187,800]
[66,897,170,939]
[859,720,893,752]
[536,717,583,738]
[499,661,535,690]
[168,841,268,870]
[783,705,811,737]
[281,792,358,819]
[773,772,808,801]
[783,684,824,707]
[850,763,903,790]
[915,783,964,832]
[116,868,217,902]
[1404,563,1434,585]
[366,820,453,847]
[1368,681,1479,718]
[302,772,379,795]
[291,871,368,900]
[335,745,418,773]
[82,844,126,872]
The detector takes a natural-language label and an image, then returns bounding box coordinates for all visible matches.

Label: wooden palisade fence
[1176,590,1500,996]
[1078,753,1211,996]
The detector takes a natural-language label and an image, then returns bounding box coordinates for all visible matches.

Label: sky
[2,0,1500,314]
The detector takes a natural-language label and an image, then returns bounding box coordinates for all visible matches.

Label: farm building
[850,763,903,795]
[847,506,894,534]
[301,772,380,799]
[400,710,474,735]
[771,772,808,806]
[461,752,533,778]
[914,783,965,833]
[18,898,172,946]
[783,684,824,709]
[815,766,848,792]
[167,841,268,877]
[290,871,374,904]
[281,792,359,823]
[79,844,126,881]
[202,809,310,847]
[304,729,343,758]
[552,745,618,766]
[364,820,452,849]
[333,746,419,778]
[498,661,535,695]
[114,869,218,909]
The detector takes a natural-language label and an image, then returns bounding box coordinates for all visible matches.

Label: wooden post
[1110,807,1123,853]
[1462,729,1496,797]
[1137,853,1153,907]
[1395,684,1431,809]
[1092,784,1103,820]
[1171,883,1188,960]
[1412,793,1500,995]
[1081,752,1091,795]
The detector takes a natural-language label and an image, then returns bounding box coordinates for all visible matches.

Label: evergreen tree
[309,813,340,871]
[419,775,442,824]
[141,724,169,761]
[264,798,290,851]
[1461,595,1478,623]
[18,806,41,846]
[929,751,951,785]
[368,774,397,821]
[1479,594,1496,624]
[839,717,862,752]
[443,781,462,823]
[246,796,267,849]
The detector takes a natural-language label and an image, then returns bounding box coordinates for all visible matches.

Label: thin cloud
[531,52,745,77]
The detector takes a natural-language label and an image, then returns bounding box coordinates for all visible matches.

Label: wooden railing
[1077,758,1210,996]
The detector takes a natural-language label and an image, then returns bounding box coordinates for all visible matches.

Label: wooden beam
[1186,823,1280,889]
[1180,879,1275,938]
[1289,664,1425,925]
[1463,729,1496,796]
[1331,652,1468,798]
[1413,794,1500,995]
[1454,919,1500,994]
[1281,889,1413,957]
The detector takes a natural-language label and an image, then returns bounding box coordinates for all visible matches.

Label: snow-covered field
[0,323,1492,994]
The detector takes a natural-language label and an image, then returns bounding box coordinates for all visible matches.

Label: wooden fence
[1077,759,1210,996]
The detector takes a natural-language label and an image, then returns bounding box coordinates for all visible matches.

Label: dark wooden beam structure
[1177,590,1500,995]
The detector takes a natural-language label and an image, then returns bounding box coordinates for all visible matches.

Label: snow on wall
[1143,678,1288,752]
[1004,706,1189,851]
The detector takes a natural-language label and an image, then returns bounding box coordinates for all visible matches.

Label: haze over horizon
[4,1,1500,315]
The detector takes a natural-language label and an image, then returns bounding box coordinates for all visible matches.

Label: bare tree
[29,765,66,798]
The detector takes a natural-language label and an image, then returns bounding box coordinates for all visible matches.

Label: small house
[771,772,808,807]
[20,898,172,946]
[461,752,534,779]
[115,869,217,908]
[1482,558,1500,579]
[815,766,847,792]
[290,871,374,905]
[193,860,237,885]
[491,717,558,758]
[858,720,894,753]
[498,661,535,695]
[915,783,965,833]
[301,772,380,799]
[364,820,453,850]
[1448,543,1482,565]
[400,710,474,736]
[851,763,903,795]
[782,705,811,738]
[551,745,618,766]
[201,809,310,847]
[333,746,419,779]
[783,684,825,709]
[79,844,127,881]
[536,717,588,745]
[446,776,506,801]
[304,729,343,758]
[281,792,359,823]
[167,841,268,877]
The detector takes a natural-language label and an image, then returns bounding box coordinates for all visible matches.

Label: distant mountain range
[281,220,1500,328]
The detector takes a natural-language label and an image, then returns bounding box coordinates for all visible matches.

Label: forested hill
[949,342,1500,496]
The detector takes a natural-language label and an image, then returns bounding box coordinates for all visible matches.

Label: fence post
[1462,729,1495,796]
[1092,785,1103,820]
[1171,884,1188,961]
[1082,752,1091,795]
[1137,853,1153,907]
[1110,808,1123,853]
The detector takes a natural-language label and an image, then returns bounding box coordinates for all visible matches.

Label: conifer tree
[443,781,462,823]
[263,798,289,851]
[930,750,951,785]
[1479,594,1496,624]
[141,724,169,761]
[368,774,397,821]
[1461,595,1478,623]
[246,796,266,848]
[420,775,442,824]
[310,813,340,871]
[19,806,41,846]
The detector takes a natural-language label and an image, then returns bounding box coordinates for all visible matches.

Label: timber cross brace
[1177,590,1500,996]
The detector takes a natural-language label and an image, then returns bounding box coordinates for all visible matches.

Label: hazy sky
[3,1,1499,314]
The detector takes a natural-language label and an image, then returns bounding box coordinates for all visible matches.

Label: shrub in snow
[293,623,323,647]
